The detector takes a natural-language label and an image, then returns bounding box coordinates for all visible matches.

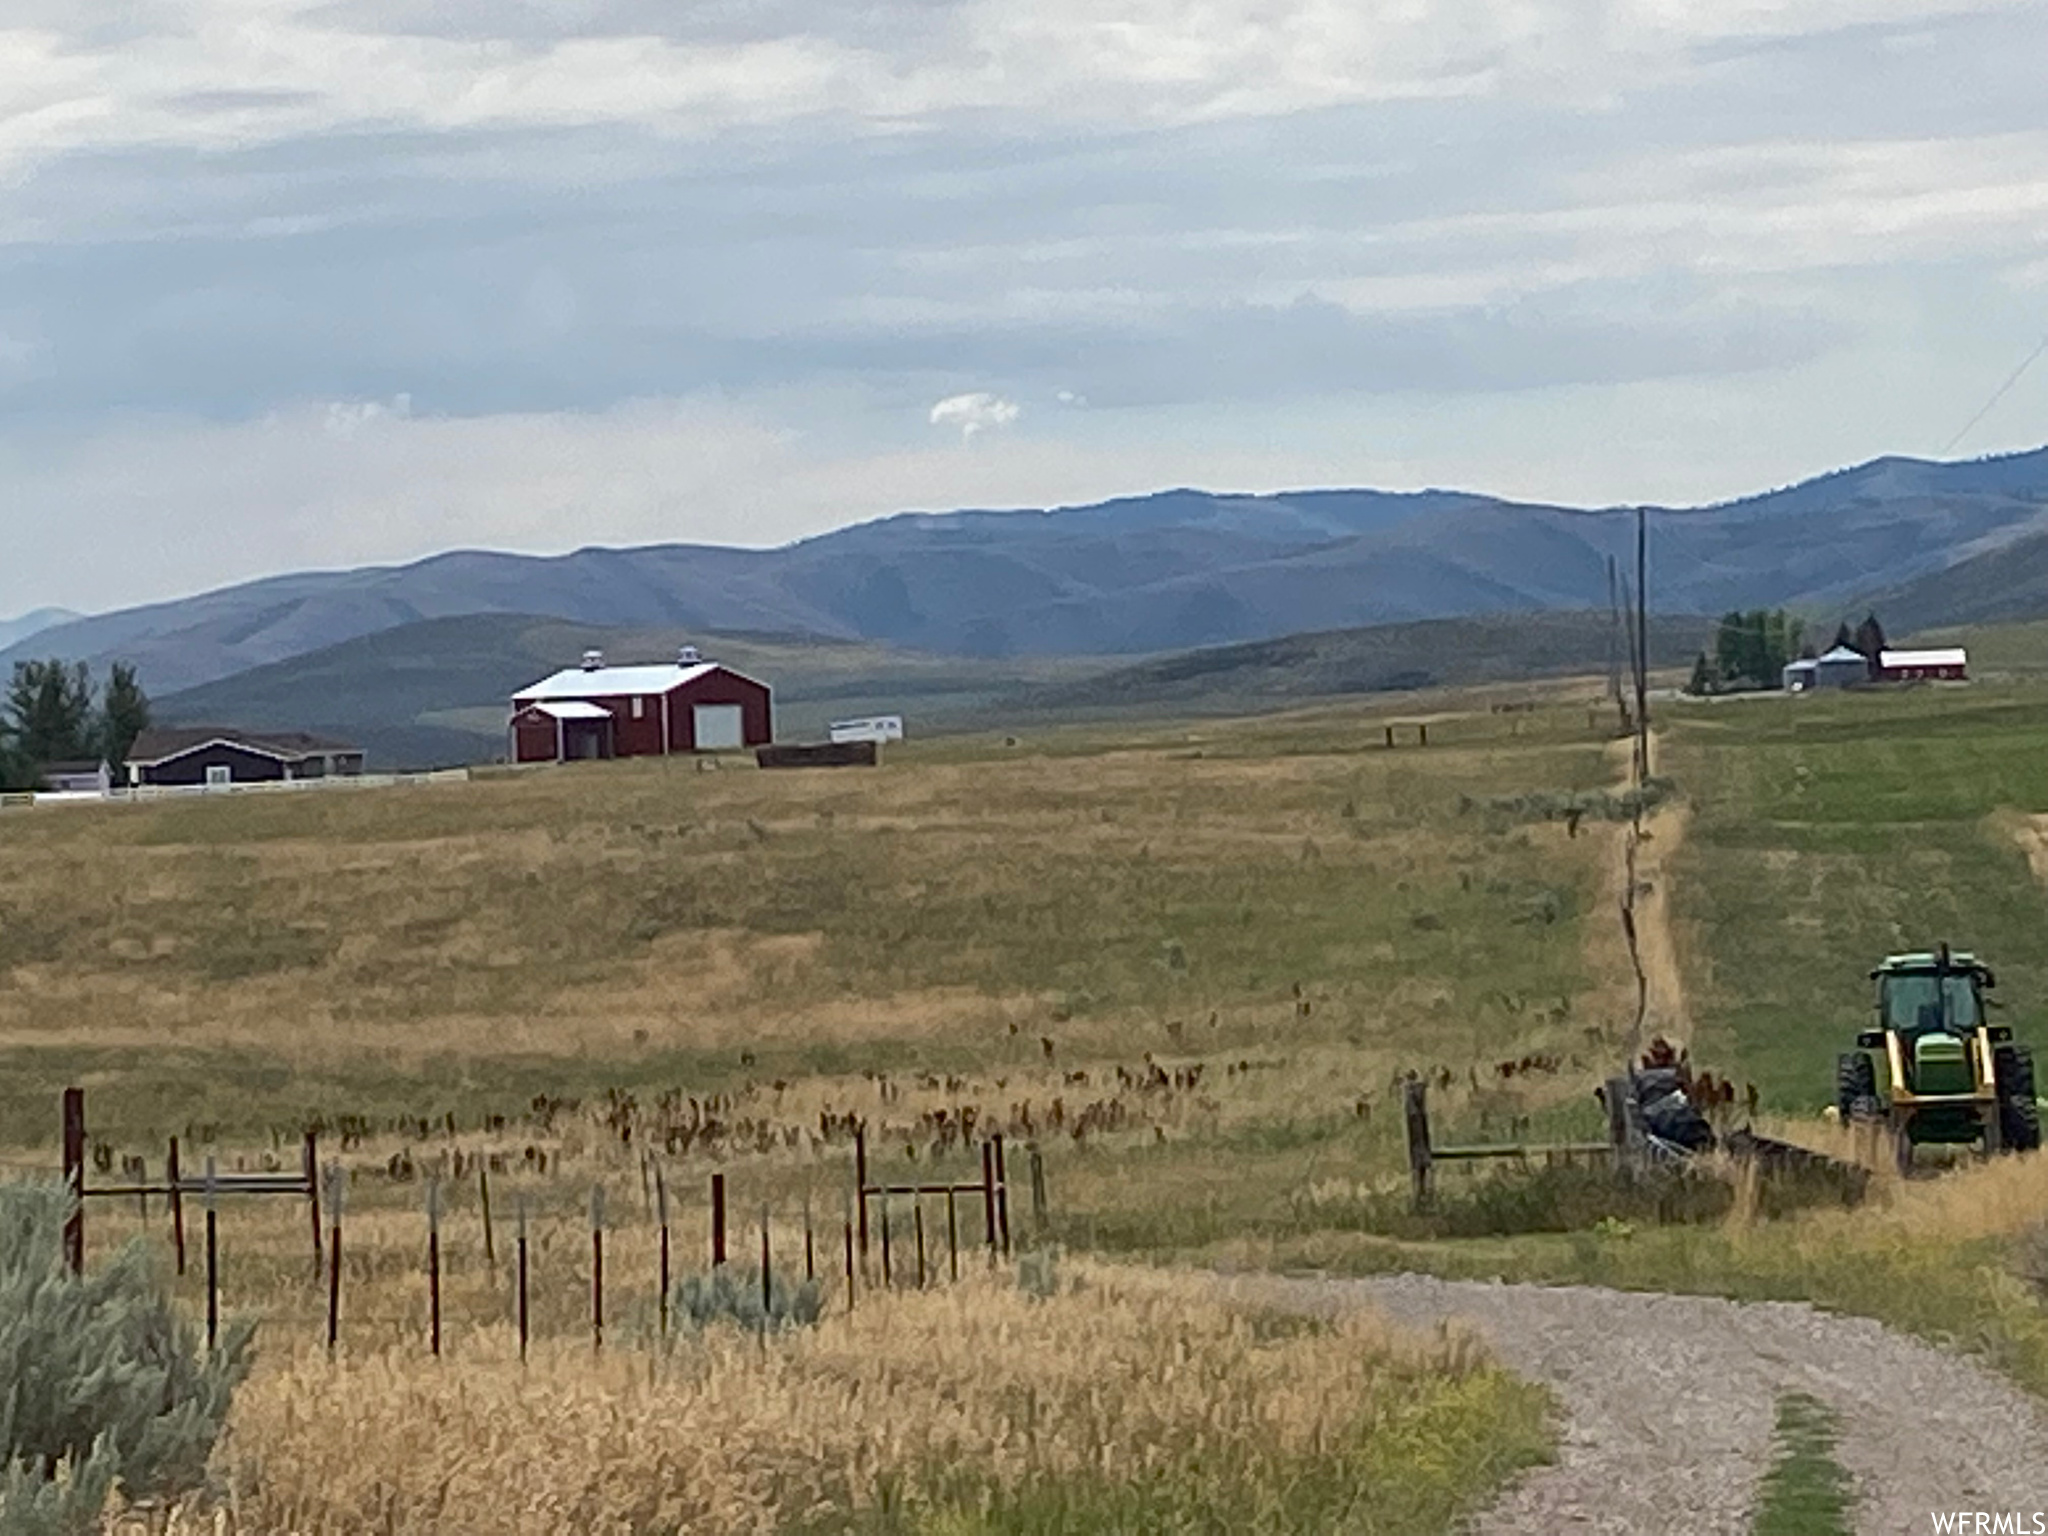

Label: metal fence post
[61,1087,85,1274]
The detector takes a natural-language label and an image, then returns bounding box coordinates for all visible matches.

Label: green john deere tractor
[1837,945,2040,1172]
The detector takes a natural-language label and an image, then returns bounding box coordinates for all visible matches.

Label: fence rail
[1,767,473,812]
[48,1085,1033,1359]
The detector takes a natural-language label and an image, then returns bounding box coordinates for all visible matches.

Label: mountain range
[0,608,81,652]
[143,610,1712,767]
[12,447,2048,700]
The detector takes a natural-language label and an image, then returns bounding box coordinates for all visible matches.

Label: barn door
[693,703,744,751]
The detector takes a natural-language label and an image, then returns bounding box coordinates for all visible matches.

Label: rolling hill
[12,447,2048,696]
[0,608,82,652]
[151,616,1109,767]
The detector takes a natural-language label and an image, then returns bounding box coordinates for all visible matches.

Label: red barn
[509,648,772,764]
[1877,647,1968,683]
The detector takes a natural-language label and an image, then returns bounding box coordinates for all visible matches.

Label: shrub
[672,1264,823,1334]
[0,1182,253,1536]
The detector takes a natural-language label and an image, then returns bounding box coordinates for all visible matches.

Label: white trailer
[828,715,905,744]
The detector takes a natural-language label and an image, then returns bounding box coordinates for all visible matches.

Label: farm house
[126,728,366,787]
[509,648,773,763]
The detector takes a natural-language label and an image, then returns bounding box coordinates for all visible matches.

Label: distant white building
[828,715,905,745]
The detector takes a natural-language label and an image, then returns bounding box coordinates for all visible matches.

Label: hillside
[152,615,1105,767]
[12,447,2048,694]
[1022,611,1709,716]
[0,607,82,651]
[152,608,1714,767]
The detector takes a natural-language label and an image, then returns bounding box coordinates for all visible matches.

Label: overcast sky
[4,0,2047,617]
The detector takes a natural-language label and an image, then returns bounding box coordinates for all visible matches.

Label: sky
[4,0,2048,618]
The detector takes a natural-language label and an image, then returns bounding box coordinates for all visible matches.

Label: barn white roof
[522,700,613,720]
[1880,648,1967,668]
[1817,644,1867,663]
[515,662,720,701]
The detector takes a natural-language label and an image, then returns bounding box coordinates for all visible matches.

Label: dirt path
[1225,1273,2048,1535]
[1599,735,1691,1048]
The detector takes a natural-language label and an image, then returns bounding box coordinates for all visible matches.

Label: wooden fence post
[61,1087,84,1275]
[981,1141,998,1261]
[711,1172,727,1267]
[590,1184,605,1354]
[879,1194,893,1287]
[479,1164,496,1270]
[1403,1078,1434,1214]
[842,1189,856,1312]
[1029,1146,1047,1234]
[854,1126,870,1258]
[946,1188,959,1282]
[304,1130,321,1279]
[516,1197,529,1364]
[656,1165,671,1340]
[426,1178,443,1358]
[803,1193,815,1283]
[994,1135,1011,1256]
[913,1197,927,1288]
[203,1156,219,1351]
[324,1163,344,1356]
[760,1203,772,1325]
[167,1136,186,1276]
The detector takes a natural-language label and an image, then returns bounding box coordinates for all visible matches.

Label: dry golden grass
[193,1266,1546,1536]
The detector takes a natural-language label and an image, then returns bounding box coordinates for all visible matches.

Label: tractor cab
[1874,954,1990,1095]
[1842,945,2037,1168]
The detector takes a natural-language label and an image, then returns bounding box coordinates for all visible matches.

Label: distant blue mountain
[9,448,2048,694]
[0,607,83,652]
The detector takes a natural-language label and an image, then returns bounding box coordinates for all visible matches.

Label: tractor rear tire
[1837,1052,1879,1122]
[1995,1044,2041,1153]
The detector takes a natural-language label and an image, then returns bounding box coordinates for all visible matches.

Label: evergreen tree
[94,663,149,771]
[1831,621,1854,652]
[1687,651,1718,696]
[4,661,94,766]
[1713,608,1806,689]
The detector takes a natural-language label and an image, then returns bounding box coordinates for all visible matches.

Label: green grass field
[22,665,2048,1529]
[1665,682,2048,1105]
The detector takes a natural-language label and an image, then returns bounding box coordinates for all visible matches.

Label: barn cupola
[678,645,701,665]
[581,649,605,671]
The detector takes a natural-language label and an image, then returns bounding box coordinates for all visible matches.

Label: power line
[1941,330,2048,458]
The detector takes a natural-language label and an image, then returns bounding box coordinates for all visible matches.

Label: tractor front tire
[1837,1051,1879,1122]
[1995,1044,2041,1153]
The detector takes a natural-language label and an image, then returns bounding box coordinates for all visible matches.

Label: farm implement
[1837,944,2040,1174]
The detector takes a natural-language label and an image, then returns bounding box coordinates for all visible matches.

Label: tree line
[0,658,151,791]
[1687,610,1889,694]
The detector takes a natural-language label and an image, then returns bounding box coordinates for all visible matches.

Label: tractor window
[1880,975,1981,1032]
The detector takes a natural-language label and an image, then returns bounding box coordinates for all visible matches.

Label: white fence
[0,767,472,812]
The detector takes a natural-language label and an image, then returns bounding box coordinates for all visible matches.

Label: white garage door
[693,703,744,751]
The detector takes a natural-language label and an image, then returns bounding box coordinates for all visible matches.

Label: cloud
[6,0,2048,617]
[929,391,1022,438]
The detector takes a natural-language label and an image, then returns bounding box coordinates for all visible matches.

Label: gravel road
[1222,1273,2048,1536]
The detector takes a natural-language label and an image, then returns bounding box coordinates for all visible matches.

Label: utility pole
[1634,507,1651,785]
[1606,554,1622,709]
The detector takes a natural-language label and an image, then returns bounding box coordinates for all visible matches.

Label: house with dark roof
[125,728,365,788]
